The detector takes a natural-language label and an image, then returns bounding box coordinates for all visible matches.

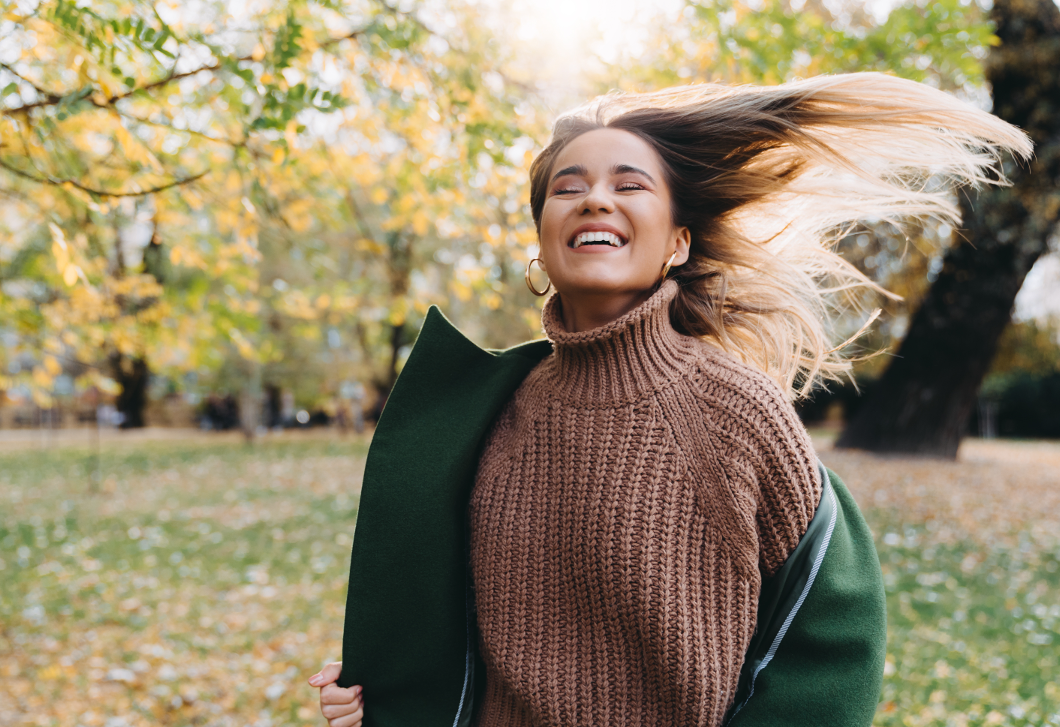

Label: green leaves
[47,0,176,65]
[272,11,304,71]
[636,0,992,90]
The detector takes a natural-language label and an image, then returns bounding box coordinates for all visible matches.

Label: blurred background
[1,0,1058,725]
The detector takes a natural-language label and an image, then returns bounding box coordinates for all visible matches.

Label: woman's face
[538,128,690,300]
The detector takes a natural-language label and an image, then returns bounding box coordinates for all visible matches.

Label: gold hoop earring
[660,250,679,282]
[525,258,552,297]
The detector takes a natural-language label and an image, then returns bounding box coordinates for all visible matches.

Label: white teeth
[571,231,625,248]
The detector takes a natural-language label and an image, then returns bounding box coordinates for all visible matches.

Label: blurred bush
[976,372,1060,439]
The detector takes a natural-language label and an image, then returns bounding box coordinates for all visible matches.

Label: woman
[309,73,1030,727]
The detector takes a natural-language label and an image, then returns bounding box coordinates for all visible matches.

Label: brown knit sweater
[468,280,821,727]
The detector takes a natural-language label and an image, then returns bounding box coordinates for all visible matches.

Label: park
[2,0,1059,725]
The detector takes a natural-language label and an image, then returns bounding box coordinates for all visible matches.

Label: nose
[579,183,614,214]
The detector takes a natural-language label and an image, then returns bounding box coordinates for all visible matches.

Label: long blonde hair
[528,73,1032,398]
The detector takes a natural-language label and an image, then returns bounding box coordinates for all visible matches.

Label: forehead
[552,127,664,176]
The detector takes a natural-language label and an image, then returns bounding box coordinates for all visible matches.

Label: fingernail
[309,675,323,686]
[355,685,362,695]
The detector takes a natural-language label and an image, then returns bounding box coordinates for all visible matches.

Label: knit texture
[468,280,822,727]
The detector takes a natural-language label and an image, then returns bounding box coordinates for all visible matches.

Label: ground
[0,428,1057,727]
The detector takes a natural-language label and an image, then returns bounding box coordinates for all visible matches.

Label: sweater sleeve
[742,379,822,576]
[687,352,822,577]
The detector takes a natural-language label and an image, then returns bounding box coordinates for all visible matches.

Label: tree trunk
[837,0,1060,458]
[111,353,149,429]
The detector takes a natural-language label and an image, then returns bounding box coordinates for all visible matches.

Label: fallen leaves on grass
[817,435,1060,727]
[1,432,1057,726]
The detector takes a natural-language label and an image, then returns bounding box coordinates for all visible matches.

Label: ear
[672,227,691,266]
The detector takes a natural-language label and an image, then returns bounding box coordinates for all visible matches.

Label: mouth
[568,230,628,249]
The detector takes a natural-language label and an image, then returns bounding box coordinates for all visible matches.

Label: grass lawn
[1,429,1058,726]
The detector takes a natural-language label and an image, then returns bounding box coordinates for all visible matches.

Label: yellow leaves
[355,238,385,255]
[96,376,121,395]
[183,189,204,210]
[252,44,267,62]
[450,280,473,302]
[32,366,54,390]
[227,328,257,362]
[522,308,542,332]
[411,210,429,237]
[285,198,313,233]
[61,264,80,287]
[111,275,163,301]
[235,235,261,263]
[170,244,207,270]
[36,664,63,681]
[388,297,408,326]
[49,224,88,288]
[137,300,171,326]
[225,171,243,194]
[112,121,164,173]
[31,387,54,409]
[43,356,62,377]
[369,188,389,205]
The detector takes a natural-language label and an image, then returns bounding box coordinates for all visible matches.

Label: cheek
[629,201,674,245]
[538,203,569,246]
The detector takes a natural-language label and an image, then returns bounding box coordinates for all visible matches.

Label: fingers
[321,683,360,706]
[311,662,362,726]
[308,661,344,688]
[321,689,363,727]
[329,701,364,727]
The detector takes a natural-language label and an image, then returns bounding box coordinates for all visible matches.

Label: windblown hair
[528,72,1033,398]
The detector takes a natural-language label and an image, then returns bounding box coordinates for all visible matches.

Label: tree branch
[114,108,236,145]
[0,157,209,198]
[0,62,65,103]
[1,29,364,117]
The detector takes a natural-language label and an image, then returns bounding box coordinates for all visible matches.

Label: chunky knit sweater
[467,280,822,727]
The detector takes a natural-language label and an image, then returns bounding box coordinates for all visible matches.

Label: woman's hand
[308,662,363,727]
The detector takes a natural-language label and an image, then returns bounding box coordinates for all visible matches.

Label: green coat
[338,307,887,727]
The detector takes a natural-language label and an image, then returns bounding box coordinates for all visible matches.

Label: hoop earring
[525,258,552,297]
[660,250,679,283]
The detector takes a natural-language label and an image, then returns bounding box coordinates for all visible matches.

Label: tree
[0,0,545,426]
[837,0,1060,457]
[598,0,992,92]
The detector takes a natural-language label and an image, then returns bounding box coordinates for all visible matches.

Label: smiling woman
[313,73,1031,727]
[535,128,690,331]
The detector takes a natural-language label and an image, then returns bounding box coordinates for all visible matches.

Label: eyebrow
[611,164,656,183]
[550,164,587,183]
[550,163,657,185]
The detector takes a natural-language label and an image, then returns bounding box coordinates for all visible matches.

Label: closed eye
[616,182,645,191]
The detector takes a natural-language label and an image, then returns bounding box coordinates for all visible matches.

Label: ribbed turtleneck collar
[536,280,699,405]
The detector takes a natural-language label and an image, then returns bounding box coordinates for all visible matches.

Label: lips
[567,225,628,248]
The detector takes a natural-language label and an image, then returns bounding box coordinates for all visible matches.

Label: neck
[538,280,697,404]
[557,288,656,333]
